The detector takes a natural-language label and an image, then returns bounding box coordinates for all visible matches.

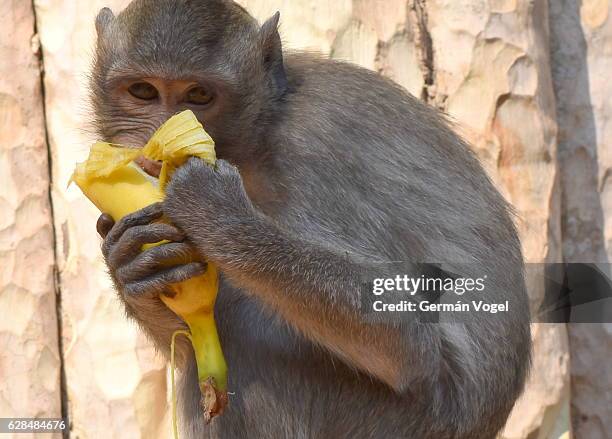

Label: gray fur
[95,7,115,36]
[91,1,531,438]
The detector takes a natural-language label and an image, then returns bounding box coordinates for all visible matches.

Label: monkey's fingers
[116,242,201,284]
[102,203,165,254]
[123,262,206,297]
[106,223,186,267]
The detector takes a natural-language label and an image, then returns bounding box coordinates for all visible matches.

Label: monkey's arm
[163,159,437,392]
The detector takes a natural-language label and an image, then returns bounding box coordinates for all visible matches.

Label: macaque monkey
[91,1,531,438]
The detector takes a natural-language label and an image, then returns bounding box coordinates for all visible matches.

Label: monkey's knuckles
[102,219,197,299]
[164,158,252,228]
[170,158,241,195]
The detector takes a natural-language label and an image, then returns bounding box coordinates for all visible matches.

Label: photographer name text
[370,274,509,314]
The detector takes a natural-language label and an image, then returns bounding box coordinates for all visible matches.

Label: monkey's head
[91,0,286,160]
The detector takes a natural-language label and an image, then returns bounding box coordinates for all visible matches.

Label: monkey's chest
[205,285,408,439]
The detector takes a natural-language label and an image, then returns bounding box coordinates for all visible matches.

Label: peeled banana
[71,110,228,430]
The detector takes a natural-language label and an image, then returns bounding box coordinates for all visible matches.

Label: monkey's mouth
[134,155,162,178]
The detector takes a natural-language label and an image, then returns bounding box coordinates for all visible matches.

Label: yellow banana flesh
[71,110,228,428]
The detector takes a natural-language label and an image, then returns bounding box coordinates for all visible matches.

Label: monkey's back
[271,53,523,273]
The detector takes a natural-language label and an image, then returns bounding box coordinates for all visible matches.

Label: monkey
[90,1,531,438]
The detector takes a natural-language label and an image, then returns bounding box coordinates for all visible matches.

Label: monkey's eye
[185,86,213,105]
[127,82,159,101]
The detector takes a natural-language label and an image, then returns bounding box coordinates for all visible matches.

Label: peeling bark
[408,0,437,103]
[0,0,62,434]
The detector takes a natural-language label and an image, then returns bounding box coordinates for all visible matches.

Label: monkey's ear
[260,12,287,94]
[95,7,115,36]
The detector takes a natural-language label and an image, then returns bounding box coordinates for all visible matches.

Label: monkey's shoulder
[278,52,468,165]
[283,52,427,116]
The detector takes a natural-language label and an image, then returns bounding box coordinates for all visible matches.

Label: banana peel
[71,110,228,428]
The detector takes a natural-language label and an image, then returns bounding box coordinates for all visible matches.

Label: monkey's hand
[164,158,256,258]
[97,203,206,360]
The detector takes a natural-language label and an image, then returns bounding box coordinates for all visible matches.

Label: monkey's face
[89,1,280,160]
[95,74,236,148]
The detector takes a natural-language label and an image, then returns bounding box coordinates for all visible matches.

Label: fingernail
[97,214,115,237]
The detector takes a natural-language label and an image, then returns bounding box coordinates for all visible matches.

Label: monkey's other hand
[98,203,207,298]
[164,158,255,240]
